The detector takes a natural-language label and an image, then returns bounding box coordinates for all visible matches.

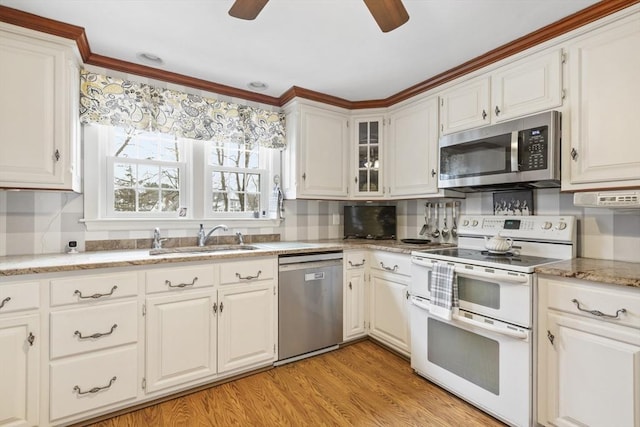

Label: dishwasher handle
[279,259,343,272]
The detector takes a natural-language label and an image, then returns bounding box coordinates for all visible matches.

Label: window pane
[114,163,136,188]
[226,172,242,191]
[138,189,159,212]
[246,193,260,211]
[245,174,260,193]
[111,128,181,161]
[114,189,136,211]
[212,191,228,212]
[161,190,180,211]
[161,167,179,189]
[159,139,180,162]
[138,165,159,188]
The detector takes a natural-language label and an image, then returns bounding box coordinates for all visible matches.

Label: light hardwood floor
[87,340,505,426]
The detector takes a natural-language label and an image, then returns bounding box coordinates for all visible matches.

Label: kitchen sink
[149,244,258,256]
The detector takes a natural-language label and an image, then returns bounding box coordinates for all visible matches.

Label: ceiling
[1,0,600,102]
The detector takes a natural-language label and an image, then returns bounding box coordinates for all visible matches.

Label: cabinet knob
[348,282,352,290]
[354,176,358,183]
[54,149,60,162]
[27,332,35,346]
[482,109,487,120]
[494,106,501,116]
[431,169,436,177]
[302,172,306,180]
[570,148,578,160]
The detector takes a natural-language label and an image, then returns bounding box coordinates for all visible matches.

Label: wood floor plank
[87,341,506,426]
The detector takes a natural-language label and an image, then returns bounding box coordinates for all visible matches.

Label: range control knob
[556,222,567,230]
[462,219,469,226]
[542,221,553,230]
[471,220,479,227]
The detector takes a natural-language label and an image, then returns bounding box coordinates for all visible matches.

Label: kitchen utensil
[451,202,458,238]
[441,203,450,239]
[431,203,440,239]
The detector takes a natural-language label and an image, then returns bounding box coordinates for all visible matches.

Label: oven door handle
[452,313,529,340]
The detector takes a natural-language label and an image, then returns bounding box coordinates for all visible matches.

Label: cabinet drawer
[0,281,39,314]
[51,272,138,307]
[220,257,275,284]
[546,278,640,329]
[50,301,138,359]
[50,345,138,421]
[146,264,215,293]
[370,251,411,277]
[345,251,367,270]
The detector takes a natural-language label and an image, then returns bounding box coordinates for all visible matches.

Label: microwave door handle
[452,313,529,340]
[511,130,519,172]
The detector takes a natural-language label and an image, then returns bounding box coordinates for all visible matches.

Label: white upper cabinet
[491,50,563,122]
[283,102,350,199]
[387,97,440,197]
[0,24,81,191]
[351,116,384,198]
[563,12,640,190]
[440,77,491,135]
[440,50,563,135]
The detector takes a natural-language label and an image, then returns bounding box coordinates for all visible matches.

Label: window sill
[80,217,283,232]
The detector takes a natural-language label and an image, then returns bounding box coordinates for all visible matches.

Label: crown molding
[1,1,639,110]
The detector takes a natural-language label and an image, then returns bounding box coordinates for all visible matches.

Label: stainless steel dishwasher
[277,251,343,364]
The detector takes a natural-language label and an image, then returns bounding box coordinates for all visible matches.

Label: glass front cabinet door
[353,117,384,197]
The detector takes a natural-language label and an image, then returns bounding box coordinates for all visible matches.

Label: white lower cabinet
[368,252,411,355]
[0,314,39,427]
[217,281,275,374]
[145,289,217,393]
[537,276,640,427]
[343,251,367,341]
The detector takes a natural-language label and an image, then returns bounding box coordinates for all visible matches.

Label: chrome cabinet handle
[571,299,626,319]
[213,302,218,314]
[54,149,61,161]
[494,106,501,116]
[380,262,398,272]
[348,260,365,267]
[0,297,11,309]
[166,277,198,288]
[236,270,262,280]
[482,109,487,120]
[74,324,118,340]
[27,332,35,346]
[73,376,117,395]
[547,330,555,345]
[74,285,118,299]
[570,148,578,160]
[219,301,224,313]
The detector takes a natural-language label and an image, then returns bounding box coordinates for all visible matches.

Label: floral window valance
[79,70,286,149]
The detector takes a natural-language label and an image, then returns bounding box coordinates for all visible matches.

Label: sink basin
[149,245,258,256]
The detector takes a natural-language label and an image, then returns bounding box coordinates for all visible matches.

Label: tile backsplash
[1,189,639,263]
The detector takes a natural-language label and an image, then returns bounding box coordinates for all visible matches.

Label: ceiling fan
[228,0,410,33]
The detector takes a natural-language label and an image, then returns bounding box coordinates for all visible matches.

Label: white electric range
[409,215,576,427]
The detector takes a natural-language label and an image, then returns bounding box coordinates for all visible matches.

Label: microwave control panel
[518,126,548,171]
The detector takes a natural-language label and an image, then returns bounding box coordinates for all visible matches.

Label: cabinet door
[298,106,349,198]
[369,271,410,355]
[352,117,384,197]
[344,268,366,340]
[388,97,439,196]
[217,281,275,374]
[0,30,79,191]
[0,314,39,427]
[145,290,217,393]
[439,77,490,135]
[566,14,640,189]
[491,50,563,122]
[542,312,640,427]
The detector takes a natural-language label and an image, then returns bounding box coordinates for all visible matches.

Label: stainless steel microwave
[438,111,561,192]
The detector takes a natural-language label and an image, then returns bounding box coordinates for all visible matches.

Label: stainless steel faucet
[198,224,228,246]
[152,227,167,249]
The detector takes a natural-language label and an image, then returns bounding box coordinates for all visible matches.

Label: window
[207,140,267,217]
[85,124,275,225]
[106,128,186,217]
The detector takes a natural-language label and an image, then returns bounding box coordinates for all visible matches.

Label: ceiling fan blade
[363,0,410,32]
[228,0,269,20]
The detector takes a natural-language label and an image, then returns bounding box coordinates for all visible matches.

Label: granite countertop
[0,239,451,277]
[535,258,640,289]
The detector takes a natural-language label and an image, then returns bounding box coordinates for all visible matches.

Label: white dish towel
[429,262,458,321]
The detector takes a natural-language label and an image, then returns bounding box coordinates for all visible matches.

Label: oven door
[411,297,532,427]
[411,257,532,327]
